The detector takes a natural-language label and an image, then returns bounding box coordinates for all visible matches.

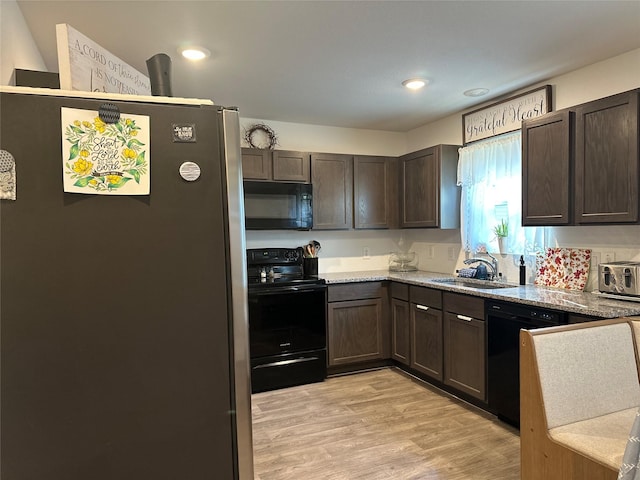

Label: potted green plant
[493,219,508,253]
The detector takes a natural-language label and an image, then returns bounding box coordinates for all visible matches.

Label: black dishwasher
[487,301,567,428]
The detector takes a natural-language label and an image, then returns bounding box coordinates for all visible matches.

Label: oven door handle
[249,284,326,296]
[253,356,320,369]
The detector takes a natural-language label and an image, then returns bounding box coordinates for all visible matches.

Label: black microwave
[243,181,313,230]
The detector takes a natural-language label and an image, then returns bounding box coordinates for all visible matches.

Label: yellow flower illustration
[93,117,106,133]
[125,119,132,126]
[106,175,122,185]
[82,120,92,129]
[123,148,137,159]
[73,120,81,127]
[89,179,98,186]
[72,158,93,176]
[79,149,90,158]
[130,130,138,136]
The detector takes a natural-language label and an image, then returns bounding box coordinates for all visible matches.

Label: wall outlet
[602,251,616,263]
[427,245,435,259]
[447,246,455,261]
[363,246,370,259]
[592,252,601,268]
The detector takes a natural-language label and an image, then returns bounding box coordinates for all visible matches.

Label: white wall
[0,0,47,85]
[406,48,640,152]
[239,117,406,157]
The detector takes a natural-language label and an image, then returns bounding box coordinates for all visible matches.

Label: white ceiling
[16,0,640,132]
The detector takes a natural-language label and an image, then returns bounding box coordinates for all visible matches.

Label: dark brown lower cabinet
[327,282,389,367]
[443,292,486,401]
[443,312,486,400]
[391,298,410,365]
[328,298,383,365]
[410,302,443,381]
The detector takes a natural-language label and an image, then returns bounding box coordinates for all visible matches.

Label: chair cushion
[549,407,637,470]
[534,323,640,429]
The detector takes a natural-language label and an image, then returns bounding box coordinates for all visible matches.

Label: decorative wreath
[243,123,279,150]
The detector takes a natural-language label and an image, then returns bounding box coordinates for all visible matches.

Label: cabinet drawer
[409,286,442,309]
[443,292,484,319]
[391,282,409,301]
[328,282,383,302]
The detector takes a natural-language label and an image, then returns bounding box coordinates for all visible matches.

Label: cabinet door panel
[241,148,270,180]
[354,156,397,229]
[575,90,639,223]
[444,312,486,401]
[328,298,382,366]
[411,304,443,380]
[401,149,439,227]
[273,150,310,183]
[311,153,353,229]
[522,111,573,225]
[391,298,410,366]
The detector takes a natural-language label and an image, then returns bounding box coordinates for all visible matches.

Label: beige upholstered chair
[520,317,640,480]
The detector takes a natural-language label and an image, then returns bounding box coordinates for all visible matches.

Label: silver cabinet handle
[416,304,429,311]
[457,314,473,322]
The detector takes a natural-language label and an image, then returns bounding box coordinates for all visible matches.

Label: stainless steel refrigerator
[0,87,253,479]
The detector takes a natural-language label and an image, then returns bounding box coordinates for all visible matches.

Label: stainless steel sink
[431,278,517,289]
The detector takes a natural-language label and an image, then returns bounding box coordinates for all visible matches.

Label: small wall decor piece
[61,107,150,195]
[463,85,552,145]
[0,150,16,200]
[56,24,151,95]
[243,123,279,149]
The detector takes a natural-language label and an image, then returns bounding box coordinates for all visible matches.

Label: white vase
[497,237,506,254]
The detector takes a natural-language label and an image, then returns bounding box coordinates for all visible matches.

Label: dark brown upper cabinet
[399,145,460,229]
[353,156,398,229]
[241,148,310,183]
[522,89,639,226]
[575,90,639,224]
[522,110,574,225]
[311,153,353,230]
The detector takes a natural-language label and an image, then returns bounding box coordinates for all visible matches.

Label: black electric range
[246,248,327,393]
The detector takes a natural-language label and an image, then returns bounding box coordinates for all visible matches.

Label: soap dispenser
[519,256,526,285]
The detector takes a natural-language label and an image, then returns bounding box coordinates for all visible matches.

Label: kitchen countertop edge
[321,270,640,318]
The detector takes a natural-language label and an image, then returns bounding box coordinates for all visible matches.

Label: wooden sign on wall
[56,24,151,96]
[462,85,552,145]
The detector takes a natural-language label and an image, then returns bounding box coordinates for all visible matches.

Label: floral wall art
[61,107,150,195]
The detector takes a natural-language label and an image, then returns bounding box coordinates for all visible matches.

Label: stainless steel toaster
[598,261,640,297]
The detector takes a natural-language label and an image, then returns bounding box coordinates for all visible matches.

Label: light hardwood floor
[252,368,520,480]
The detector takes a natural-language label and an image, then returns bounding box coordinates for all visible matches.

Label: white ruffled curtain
[457,131,541,255]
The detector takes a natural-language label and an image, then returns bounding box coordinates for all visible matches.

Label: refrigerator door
[0,90,238,479]
[221,107,254,480]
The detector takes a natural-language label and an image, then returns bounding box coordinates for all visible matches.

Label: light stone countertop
[320,270,640,319]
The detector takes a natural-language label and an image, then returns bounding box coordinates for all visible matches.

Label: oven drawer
[250,349,326,393]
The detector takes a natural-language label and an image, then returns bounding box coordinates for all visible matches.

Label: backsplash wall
[408,225,640,292]
[247,224,640,291]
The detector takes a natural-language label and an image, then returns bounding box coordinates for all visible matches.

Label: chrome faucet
[464,253,499,280]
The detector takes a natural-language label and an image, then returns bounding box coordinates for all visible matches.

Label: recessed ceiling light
[402,78,428,90]
[178,46,211,61]
[464,88,490,97]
